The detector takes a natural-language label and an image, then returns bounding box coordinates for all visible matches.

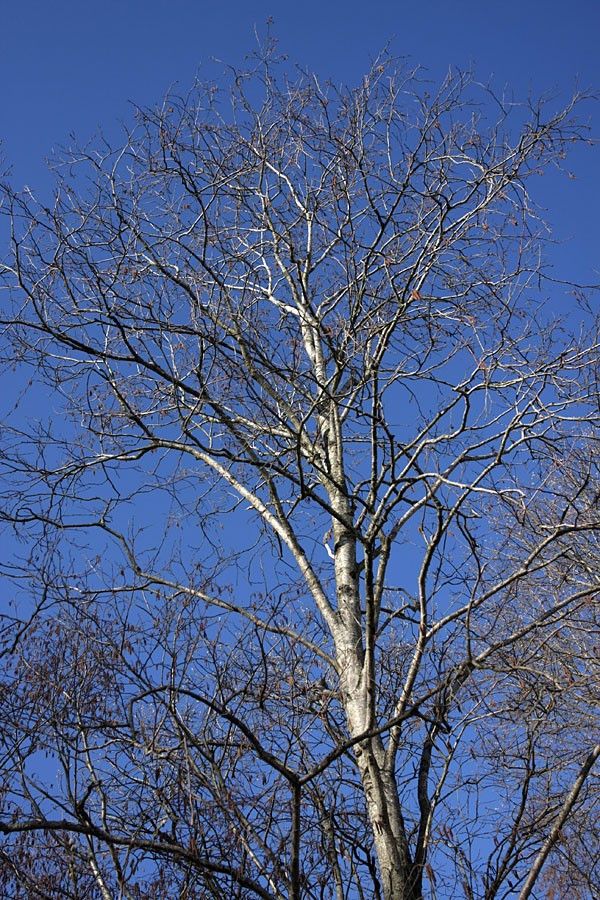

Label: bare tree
[1,39,599,900]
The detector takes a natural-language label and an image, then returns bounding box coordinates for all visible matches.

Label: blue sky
[0,5,598,891]
[2,0,599,284]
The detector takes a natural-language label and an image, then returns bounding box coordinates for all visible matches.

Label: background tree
[1,41,599,900]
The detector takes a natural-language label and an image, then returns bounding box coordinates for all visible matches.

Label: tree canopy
[1,43,599,900]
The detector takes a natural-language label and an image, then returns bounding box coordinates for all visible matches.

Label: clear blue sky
[0,6,598,886]
[1,0,598,277]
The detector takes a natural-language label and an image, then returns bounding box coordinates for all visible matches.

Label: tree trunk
[331,518,419,900]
